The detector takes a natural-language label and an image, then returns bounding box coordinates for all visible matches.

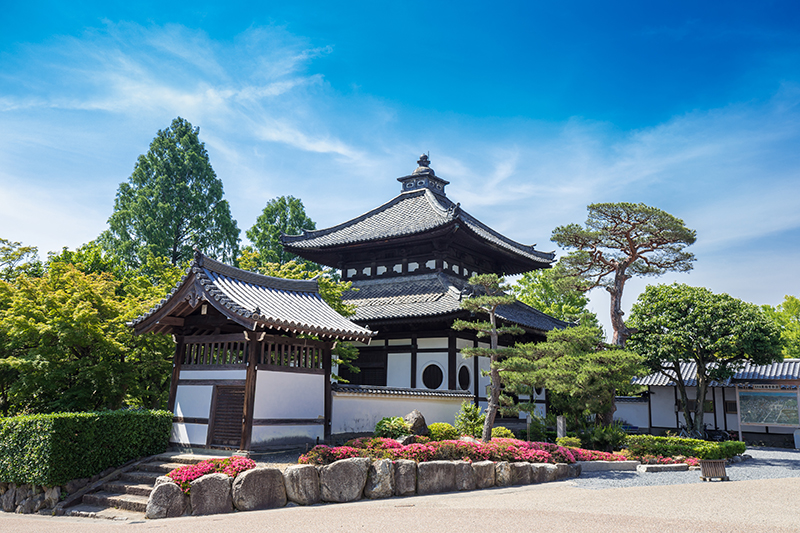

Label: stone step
[119,470,161,485]
[137,461,185,474]
[153,453,227,465]
[101,480,154,497]
[82,491,149,513]
[67,502,145,521]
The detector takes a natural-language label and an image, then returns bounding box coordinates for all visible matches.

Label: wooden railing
[256,334,328,371]
[181,334,247,366]
[179,333,330,371]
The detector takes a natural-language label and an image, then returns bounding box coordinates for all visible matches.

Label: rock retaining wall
[146,458,582,519]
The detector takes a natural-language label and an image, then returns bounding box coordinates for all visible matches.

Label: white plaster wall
[173,385,213,418]
[456,338,473,349]
[251,424,324,448]
[331,395,464,434]
[179,370,247,380]
[417,337,448,349]
[171,423,208,446]
[615,403,649,428]
[388,338,412,346]
[416,352,448,390]
[253,371,325,419]
[649,386,677,428]
[387,353,411,388]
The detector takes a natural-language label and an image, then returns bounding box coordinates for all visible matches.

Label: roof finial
[417,153,430,168]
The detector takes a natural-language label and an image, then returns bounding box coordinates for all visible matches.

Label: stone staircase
[67,452,223,520]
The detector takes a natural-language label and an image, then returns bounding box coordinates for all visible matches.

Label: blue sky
[1,1,799,335]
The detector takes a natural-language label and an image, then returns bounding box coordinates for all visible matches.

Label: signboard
[737,390,800,427]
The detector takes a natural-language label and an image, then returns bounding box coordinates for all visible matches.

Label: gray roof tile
[344,272,569,332]
[634,360,800,387]
[130,253,375,342]
[332,383,473,399]
[281,189,554,265]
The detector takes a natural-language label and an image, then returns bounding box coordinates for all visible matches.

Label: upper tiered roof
[281,155,554,275]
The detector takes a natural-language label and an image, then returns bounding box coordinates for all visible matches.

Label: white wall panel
[387,353,411,388]
[174,385,213,418]
[179,370,246,380]
[254,371,325,419]
[251,425,324,448]
[417,337,448,349]
[416,352,448,390]
[171,423,208,446]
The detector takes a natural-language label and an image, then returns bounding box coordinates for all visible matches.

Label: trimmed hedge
[624,435,746,460]
[0,409,172,486]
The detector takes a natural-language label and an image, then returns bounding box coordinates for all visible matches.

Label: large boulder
[495,462,512,487]
[232,467,286,511]
[393,460,417,496]
[569,463,582,478]
[554,463,571,481]
[365,459,394,499]
[396,435,417,446]
[472,461,495,489]
[153,476,172,489]
[403,410,429,436]
[190,473,233,516]
[284,465,320,505]
[454,461,476,491]
[2,485,16,512]
[43,487,60,509]
[510,462,532,485]
[14,484,30,506]
[417,461,455,495]
[530,463,547,484]
[541,464,559,483]
[319,457,370,503]
[146,482,187,519]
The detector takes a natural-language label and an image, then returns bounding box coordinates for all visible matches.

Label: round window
[458,366,471,390]
[422,364,444,389]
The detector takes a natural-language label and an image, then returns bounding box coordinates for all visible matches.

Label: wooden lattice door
[208,385,245,448]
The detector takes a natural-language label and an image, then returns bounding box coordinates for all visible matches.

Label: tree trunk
[482,311,500,442]
[693,364,708,434]
[608,267,631,346]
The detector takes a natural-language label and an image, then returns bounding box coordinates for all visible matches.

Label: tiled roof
[332,383,473,399]
[281,188,554,266]
[130,252,375,342]
[343,272,569,332]
[634,360,800,387]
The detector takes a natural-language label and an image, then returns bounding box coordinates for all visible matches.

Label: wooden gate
[208,385,245,448]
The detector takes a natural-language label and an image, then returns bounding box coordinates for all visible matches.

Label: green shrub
[579,423,628,452]
[0,409,172,486]
[373,416,411,439]
[428,422,459,441]
[491,426,515,439]
[454,401,485,438]
[624,435,745,460]
[556,436,582,448]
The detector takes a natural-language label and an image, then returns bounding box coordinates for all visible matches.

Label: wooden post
[323,342,333,442]
[167,335,184,414]
[240,333,260,452]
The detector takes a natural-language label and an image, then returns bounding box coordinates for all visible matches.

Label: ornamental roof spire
[398,153,449,196]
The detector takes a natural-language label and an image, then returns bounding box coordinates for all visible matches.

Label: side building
[282,155,568,434]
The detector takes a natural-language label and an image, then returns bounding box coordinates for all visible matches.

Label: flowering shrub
[569,448,627,462]
[494,439,577,464]
[298,445,366,465]
[167,456,256,494]
[389,443,437,462]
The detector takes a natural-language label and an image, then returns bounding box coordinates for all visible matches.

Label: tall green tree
[0,238,42,281]
[453,274,523,442]
[511,266,599,329]
[763,295,800,359]
[628,283,783,432]
[552,202,696,346]
[508,325,644,426]
[102,117,240,268]
[245,196,316,267]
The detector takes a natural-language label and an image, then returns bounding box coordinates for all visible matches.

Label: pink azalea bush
[167,456,256,494]
[569,448,627,462]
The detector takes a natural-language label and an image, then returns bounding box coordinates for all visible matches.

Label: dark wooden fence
[180,333,329,372]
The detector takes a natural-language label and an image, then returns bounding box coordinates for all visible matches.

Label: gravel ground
[250,448,305,471]
[570,446,800,489]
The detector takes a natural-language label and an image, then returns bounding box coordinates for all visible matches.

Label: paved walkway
[3,476,799,533]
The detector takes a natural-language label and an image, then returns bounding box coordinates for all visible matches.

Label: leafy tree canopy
[762,295,800,359]
[509,325,644,426]
[245,195,316,268]
[627,283,782,431]
[511,265,599,329]
[0,238,42,281]
[552,202,696,345]
[101,117,240,268]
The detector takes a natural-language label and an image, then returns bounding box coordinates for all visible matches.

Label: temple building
[282,155,568,429]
